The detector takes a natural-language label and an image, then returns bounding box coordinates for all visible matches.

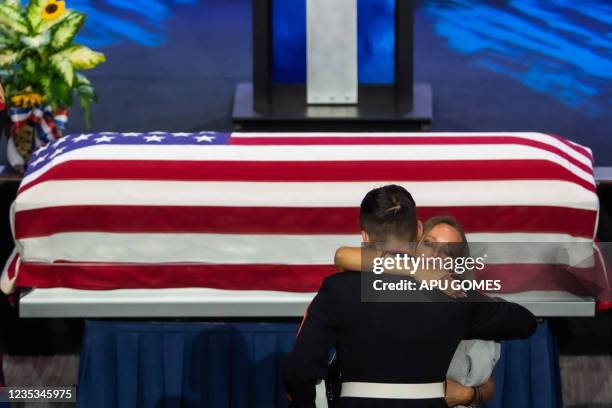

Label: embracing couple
[284,185,537,408]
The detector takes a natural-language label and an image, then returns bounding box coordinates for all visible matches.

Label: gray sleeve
[446,340,500,387]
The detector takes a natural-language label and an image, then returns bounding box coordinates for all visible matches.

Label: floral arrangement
[0,0,105,170]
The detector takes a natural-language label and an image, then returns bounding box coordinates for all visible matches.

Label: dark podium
[232,0,432,132]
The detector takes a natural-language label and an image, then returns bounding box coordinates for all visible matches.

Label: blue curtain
[77,321,297,408]
[484,321,562,408]
[78,320,561,408]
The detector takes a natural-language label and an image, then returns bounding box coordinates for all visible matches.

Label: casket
[1,132,602,316]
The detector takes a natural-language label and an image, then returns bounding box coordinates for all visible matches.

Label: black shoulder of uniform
[466,297,537,341]
[321,271,361,286]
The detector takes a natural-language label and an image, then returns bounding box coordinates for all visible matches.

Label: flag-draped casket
[1,132,601,296]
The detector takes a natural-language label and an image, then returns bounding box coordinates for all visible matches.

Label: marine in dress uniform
[284,272,536,408]
[283,185,537,407]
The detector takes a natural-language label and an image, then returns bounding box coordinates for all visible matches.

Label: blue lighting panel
[272,0,395,84]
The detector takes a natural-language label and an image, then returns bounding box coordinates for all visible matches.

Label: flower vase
[5,119,36,174]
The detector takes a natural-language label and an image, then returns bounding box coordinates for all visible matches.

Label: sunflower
[11,92,45,108]
[41,0,66,21]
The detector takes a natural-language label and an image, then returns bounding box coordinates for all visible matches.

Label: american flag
[1,132,600,295]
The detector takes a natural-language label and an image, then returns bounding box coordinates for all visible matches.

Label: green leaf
[23,56,37,74]
[19,30,51,48]
[78,92,92,127]
[0,49,17,66]
[75,74,95,99]
[75,73,91,86]
[75,73,96,127]
[39,73,52,98]
[50,75,72,106]
[3,81,14,99]
[57,44,105,70]
[4,1,22,7]
[49,53,74,86]
[26,0,46,32]
[0,4,28,34]
[0,27,19,47]
[49,10,83,48]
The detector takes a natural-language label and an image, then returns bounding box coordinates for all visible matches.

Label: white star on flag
[144,135,165,142]
[53,137,67,148]
[122,132,142,137]
[73,134,91,142]
[149,131,168,135]
[195,135,215,143]
[31,155,47,166]
[172,133,191,137]
[32,145,47,157]
[95,136,115,143]
[49,147,65,159]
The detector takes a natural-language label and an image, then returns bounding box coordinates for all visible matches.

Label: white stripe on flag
[14,180,599,212]
[18,232,592,264]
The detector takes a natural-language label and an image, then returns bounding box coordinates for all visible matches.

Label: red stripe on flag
[479,264,603,297]
[16,263,335,292]
[15,262,598,295]
[18,159,595,194]
[547,133,593,162]
[14,205,597,238]
[230,135,593,170]
[6,252,18,280]
[597,301,612,312]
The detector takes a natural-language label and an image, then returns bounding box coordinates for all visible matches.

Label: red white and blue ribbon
[9,105,70,145]
[0,83,5,111]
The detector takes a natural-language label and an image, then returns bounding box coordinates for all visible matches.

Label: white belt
[340,381,445,399]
